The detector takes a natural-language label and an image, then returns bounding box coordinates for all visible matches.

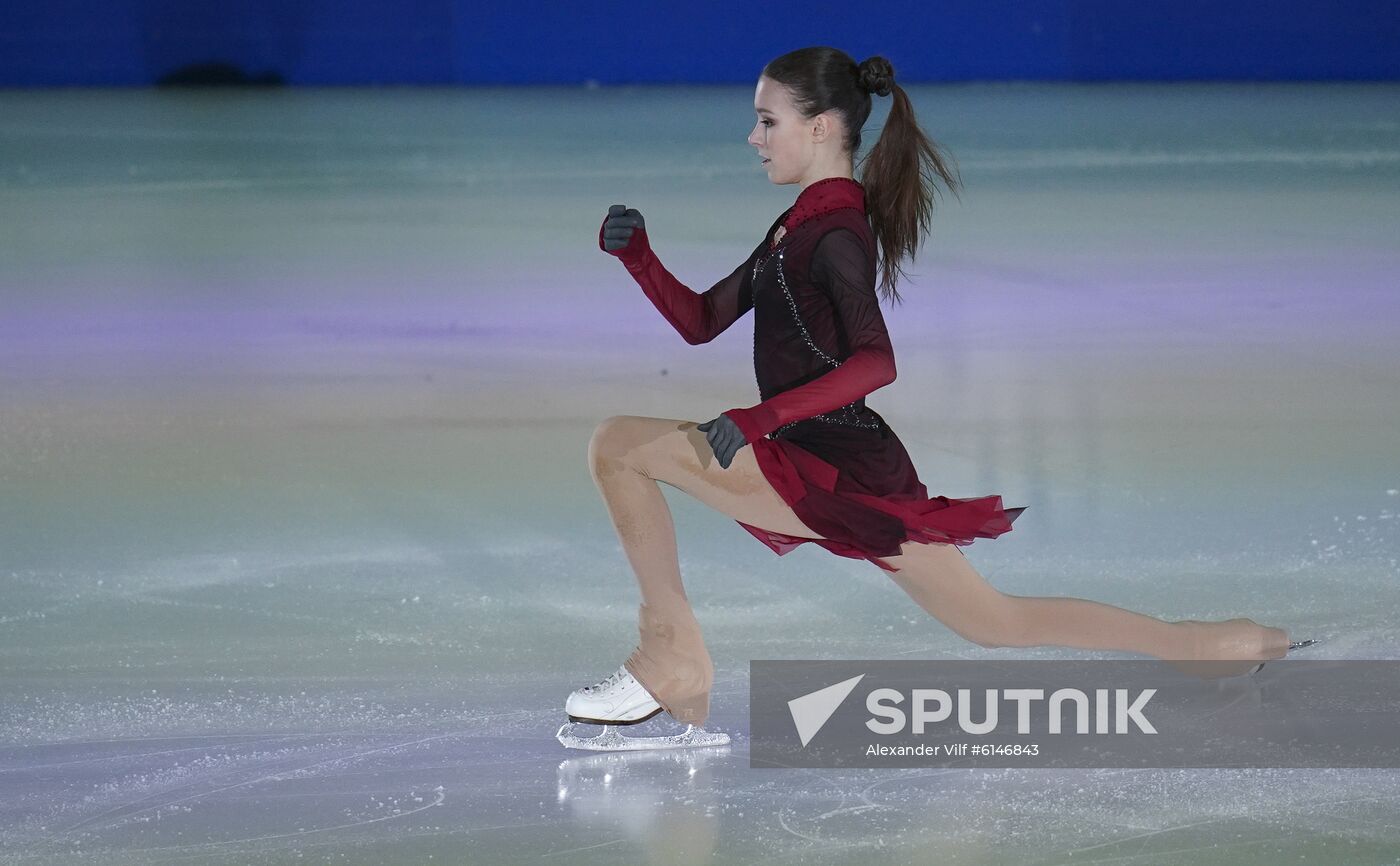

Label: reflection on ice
[556,747,729,866]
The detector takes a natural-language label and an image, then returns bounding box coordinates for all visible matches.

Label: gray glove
[697,414,748,470]
[601,204,646,252]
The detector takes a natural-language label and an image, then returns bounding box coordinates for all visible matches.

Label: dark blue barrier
[1,0,1396,86]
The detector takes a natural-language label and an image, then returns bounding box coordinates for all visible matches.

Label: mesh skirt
[734,420,1025,572]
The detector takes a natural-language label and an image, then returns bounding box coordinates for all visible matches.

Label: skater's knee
[589,415,642,475]
[963,627,1008,650]
[957,595,1026,649]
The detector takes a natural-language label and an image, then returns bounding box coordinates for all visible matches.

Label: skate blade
[556,722,731,752]
[565,706,663,725]
[1251,637,1322,676]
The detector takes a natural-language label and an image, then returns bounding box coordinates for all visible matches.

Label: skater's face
[748,76,844,185]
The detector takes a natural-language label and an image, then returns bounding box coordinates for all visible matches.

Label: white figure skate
[555,666,731,751]
[1248,637,1321,676]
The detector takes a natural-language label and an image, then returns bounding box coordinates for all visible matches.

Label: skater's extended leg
[874,541,1291,669]
[588,415,825,726]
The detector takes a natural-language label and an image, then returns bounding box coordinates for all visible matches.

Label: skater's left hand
[697,414,747,470]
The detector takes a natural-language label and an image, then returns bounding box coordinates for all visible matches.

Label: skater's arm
[721,228,896,442]
[600,212,759,346]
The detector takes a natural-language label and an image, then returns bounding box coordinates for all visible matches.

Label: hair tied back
[858,56,894,97]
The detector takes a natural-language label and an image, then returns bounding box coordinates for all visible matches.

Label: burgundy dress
[599,177,1024,572]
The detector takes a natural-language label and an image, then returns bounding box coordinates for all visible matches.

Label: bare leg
[586,416,824,726]
[588,445,713,725]
[875,541,1291,674]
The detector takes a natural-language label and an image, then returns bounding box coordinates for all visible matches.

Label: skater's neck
[784,176,866,233]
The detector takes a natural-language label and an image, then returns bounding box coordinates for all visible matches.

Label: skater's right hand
[697,413,748,470]
[599,204,649,257]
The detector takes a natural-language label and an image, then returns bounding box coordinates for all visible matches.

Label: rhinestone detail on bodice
[752,243,884,438]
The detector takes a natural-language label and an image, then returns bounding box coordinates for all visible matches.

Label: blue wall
[2,0,1397,86]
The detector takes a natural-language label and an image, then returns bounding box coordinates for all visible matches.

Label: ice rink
[2,82,1398,864]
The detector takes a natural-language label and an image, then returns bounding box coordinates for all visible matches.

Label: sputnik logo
[788,674,865,746]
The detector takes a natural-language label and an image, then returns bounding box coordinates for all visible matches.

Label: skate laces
[584,667,629,693]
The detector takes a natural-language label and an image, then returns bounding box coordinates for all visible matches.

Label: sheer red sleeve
[600,221,759,346]
[722,228,897,442]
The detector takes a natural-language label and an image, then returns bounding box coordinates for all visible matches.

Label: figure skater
[558,47,1314,750]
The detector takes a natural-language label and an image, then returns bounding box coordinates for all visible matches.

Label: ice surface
[1,83,1399,864]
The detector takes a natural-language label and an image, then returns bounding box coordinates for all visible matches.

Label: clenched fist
[600,204,646,253]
